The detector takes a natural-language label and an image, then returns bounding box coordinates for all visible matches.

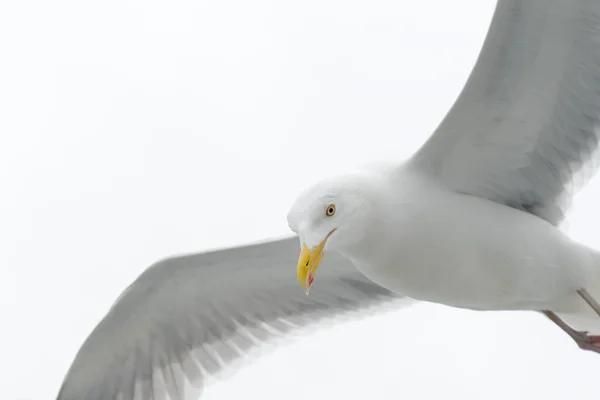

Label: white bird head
[287,173,381,295]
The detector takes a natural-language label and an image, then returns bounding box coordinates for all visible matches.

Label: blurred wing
[56,237,410,400]
[410,0,600,225]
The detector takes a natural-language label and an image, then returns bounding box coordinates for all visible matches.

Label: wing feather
[411,0,600,225]
[56,237,410,400]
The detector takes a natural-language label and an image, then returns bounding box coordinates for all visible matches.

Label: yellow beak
[297,229,336,295]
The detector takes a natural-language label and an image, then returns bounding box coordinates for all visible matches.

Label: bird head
[287,173,379,295]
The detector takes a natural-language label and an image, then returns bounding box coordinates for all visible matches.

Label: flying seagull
[57,1,600,399]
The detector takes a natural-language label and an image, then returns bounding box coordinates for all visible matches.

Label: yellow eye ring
[325,204,336,216]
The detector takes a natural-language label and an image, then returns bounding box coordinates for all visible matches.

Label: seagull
[57,1,600,399]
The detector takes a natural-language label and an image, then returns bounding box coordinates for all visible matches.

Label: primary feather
[411,0,600,225]
[56,238,409,400]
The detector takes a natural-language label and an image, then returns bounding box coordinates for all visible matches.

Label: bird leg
[577,288,600,319]
[540,289,600,354]
[542,310,600,354]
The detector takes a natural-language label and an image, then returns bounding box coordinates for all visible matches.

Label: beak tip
[301,280,311,296]
[298,242,322,297]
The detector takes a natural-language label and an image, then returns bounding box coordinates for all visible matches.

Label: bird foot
[571,331,600,354]
[542,310,600,355]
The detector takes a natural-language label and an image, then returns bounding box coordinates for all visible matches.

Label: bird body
[335,165,599,316]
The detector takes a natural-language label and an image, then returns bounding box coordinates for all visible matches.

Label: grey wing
[56,237,410,400]
[410,0,600,225]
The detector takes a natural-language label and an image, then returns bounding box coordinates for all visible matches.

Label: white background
[3,0,600,399]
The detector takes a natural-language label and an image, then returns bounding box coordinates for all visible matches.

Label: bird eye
[325,204,336,216]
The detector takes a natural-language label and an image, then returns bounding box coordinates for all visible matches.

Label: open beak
[297,229,336,295]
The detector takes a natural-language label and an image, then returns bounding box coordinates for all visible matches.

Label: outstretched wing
[411,0,600,225]
[56,237,410,400]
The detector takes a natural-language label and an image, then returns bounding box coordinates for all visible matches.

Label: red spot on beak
[308,273,315,287]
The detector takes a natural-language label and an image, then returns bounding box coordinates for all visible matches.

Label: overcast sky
[4,0,600,399]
